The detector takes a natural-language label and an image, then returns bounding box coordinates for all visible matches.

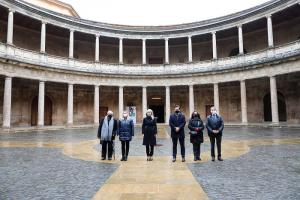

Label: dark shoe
[182,158,185,162]
[212,157,215,162]
[172,157,176,162]
[198,157,201,161]
[124,156,128,161]
[194,157,197,161]
[101,157,106,160]
[120,157,125,161]
[108,157,112,160]
[218,157,223,161]
[149,157,153,161]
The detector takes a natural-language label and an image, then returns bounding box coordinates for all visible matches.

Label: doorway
[149,105,165,123]
[31,96,53,126]
[263,92,287,122]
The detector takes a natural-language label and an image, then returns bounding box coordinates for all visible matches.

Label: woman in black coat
[142,109,157,161]
[188,111,204,161]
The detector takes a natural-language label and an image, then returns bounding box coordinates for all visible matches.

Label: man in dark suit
[169,105,186,162]
[206,106,224,161]
[97,110,118,160]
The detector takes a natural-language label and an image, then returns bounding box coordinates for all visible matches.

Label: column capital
[266,14,272,18]
[211,31,216,35]
[142,38,147,41]
[8,9,15,13]
[119,37,123,41]
[188,35,192,39]
[237,24,243,28]
[165,38,169,41]
[69,29,75,33]
[95,34,100,38]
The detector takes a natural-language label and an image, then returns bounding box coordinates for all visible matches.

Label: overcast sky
[61,0,270,26]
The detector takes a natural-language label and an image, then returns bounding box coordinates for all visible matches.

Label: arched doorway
[31,96,53,126]
[263,92,287,122]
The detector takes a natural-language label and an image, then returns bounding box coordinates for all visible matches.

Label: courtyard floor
[0,126,300,199]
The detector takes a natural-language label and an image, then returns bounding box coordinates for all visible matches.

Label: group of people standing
[97,105,224,162]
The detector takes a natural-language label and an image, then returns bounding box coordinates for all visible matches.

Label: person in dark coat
[118,111,134,161]
[142,109,157,161]
[169,105,186,162]
[97,110,118,160]
[188,111,205,161]
[206,106,224,161]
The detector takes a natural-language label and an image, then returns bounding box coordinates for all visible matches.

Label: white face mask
[123,114,128,118]
[211,110,217,115]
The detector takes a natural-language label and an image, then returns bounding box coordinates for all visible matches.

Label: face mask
[211,111,217,115]
[175,110,180,113]
[107,114,112,118]
[123,114,128,118]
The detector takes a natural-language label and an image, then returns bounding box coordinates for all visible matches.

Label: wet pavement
[0,126,299,199]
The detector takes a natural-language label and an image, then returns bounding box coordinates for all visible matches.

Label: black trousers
[192,143,201,158]
[102,141,113,159]
[172,137,185,158]
[121,141,130,157]
[146,144,154,156]
[209,135,222,158]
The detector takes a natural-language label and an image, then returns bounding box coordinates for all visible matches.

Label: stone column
[38,81,45,126]
[188,36,193,62]
[119,38,123,64]
[142,39,146,65]
[165,38,169,64]
[142,86,147,118]
[267,15,274,48]
[94,85,99,124]
[95,35,100,62]
[2,77,12,128]
[270,76,279,124]
[238,25,244,54]
[189,85,194,117]
[67,84,73,125]
[165,86,171,123]
[7,10,14,45]
[69,30,74,59]
[213,83,220,114]
[119,86,124,119]
[240,80,248,124]
[212,31,217,59]
[40,21,46,53]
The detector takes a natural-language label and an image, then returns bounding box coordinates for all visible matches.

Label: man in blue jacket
[206,106,224,161]
[169,105,186,162]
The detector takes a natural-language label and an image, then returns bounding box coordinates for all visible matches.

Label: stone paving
[0,126,299,199]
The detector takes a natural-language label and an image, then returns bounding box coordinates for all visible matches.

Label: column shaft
[142,86,147,117]
[189,85,194,117]
[240,80,248,124]
[40,22,46,53]
[270,76,279,123]
[165,86,171,123]
[95,35,99,62]
[213,83,220,114]
[119,38,123,64]
[188,36,193,62]
[94,85,99,124]
[67,84,73,125]
[142,39,146,64]
[69,30,74,58]
[238,25,244,54]
[2,77,12,128]
[119,86,124,118]
[267,15,274,48]
[212,32,217,59]
[7,10,14,45]
[165,38,169,64]
[38,81,45,126]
